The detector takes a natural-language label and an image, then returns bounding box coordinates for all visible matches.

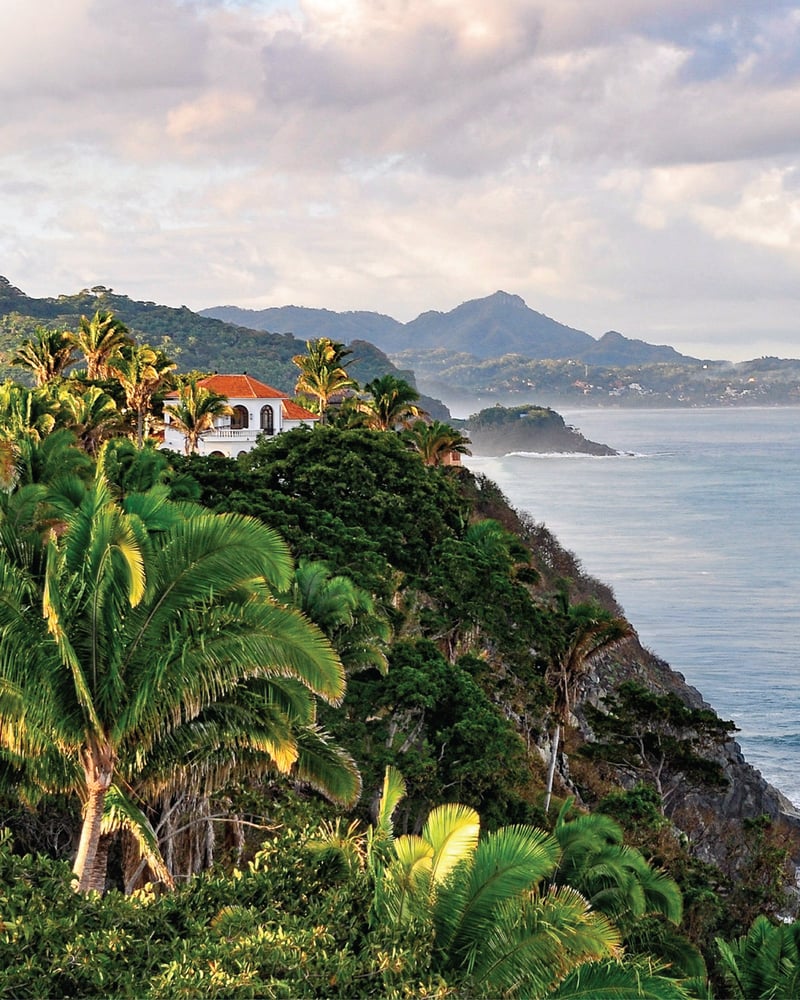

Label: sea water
[461,406,800,807]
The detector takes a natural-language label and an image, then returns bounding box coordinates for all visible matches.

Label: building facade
[162,373,318,458]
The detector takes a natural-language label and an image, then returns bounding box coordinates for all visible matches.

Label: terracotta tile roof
[283,400,318,421]
[199,374,287,399]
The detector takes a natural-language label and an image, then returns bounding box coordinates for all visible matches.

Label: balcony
[203,428,259,441]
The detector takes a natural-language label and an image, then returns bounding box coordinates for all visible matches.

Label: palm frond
[376,765,407,839]
[421,802,481,886]
[102,784,174,889]
[547,957,694,999]
[434,825,561,957]
[472,885,621,994]
[292,724,362,807]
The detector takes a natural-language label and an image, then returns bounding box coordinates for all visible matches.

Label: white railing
[204,428,257,440]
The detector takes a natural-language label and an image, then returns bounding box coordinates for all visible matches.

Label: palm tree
[552,804,683,928]
[0,460,353,893]
[544,594,632,813]
[358,375,424,431]
[281,558,390,675]
[309,767,692,997]
[0,382,60,444]
[373,769,685,997]
[11,327,77,386]
[164,378,232,455]
[110,344,176,446]
[59,386,122,456]
[405,419,472,466]
[292,338,358,424]
[68,310,134,380]
[716,915,800,999]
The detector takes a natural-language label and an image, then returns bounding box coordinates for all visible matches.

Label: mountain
[582,329,691,365]
[400,291,595,359]
[201,290,700,366]
[202,304,404,347]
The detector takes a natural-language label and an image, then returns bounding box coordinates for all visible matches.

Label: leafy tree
[335,640,537,833]
[358,374,424,431]
[722,814,797,930]
[0,458,352,892]
[68,310,134,380]
[582,680,736,812]
[292,337,358,424]
[236,427,468,582]
[163,378,232,454]
[423,518,541,663]
[11,326,77,385]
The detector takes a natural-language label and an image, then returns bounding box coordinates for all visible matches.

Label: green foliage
[582,681,737,808]
[331,640,533,830]
[195,427,467,586]
[716,914,800,1000]
[422,518,545,664]
[722,815,796,930]
[292,338,358,423]
[358,375,422,431]
[279,558,391,675]
[0,828,444,999]
[469,403,565,430]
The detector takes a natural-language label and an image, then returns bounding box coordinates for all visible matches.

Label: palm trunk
[73,743,114,893]
[73,781,111,892]
[544,722,561,815]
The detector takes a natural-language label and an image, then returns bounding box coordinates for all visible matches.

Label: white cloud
[1,0,799,361]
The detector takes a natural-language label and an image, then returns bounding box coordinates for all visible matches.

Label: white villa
[162,373,319,458]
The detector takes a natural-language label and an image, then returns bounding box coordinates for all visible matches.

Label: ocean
[459,406,800,808]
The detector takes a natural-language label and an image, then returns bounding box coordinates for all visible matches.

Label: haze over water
[462,406,800,808]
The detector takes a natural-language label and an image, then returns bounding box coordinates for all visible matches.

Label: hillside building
[162,373,318,458]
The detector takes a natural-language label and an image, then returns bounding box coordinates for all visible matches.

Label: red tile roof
[283,400,318,421]
[199,374,287,399]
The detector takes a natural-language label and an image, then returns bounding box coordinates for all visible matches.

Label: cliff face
[582,641,800,865]
[473,485,800,884]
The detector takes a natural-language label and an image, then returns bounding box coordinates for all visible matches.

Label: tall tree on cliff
[543,593,632,813]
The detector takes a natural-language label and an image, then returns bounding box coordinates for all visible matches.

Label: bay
[460,406,800,807]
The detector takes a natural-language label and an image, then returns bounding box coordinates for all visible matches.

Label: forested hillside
[0,277,407,394]
[2,314,800,996]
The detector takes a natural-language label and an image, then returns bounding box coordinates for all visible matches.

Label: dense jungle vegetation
[1,315,800,998]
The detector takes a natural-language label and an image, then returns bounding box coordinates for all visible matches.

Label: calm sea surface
[460,406,800,807]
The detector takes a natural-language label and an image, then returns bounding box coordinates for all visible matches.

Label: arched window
[209,450,225,458]
[260,405,275,435]
[231,405,249,430]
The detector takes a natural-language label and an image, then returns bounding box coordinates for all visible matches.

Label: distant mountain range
[202,290,698,367]
[2,277,798,408]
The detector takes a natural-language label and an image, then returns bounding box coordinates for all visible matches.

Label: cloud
[1,0,799,361]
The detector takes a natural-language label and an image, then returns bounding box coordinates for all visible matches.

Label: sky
[2,0,799,362]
